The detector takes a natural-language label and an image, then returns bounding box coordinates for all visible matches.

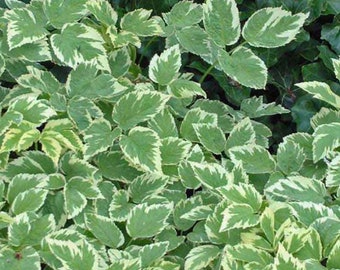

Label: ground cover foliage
[0,0,339,269]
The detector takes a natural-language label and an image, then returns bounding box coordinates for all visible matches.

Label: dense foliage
[0,0,339,269]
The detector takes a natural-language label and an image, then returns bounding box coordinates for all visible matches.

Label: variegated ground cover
[0,0,339,269]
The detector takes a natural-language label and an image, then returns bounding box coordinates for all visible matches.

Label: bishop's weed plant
[0,0,339,269]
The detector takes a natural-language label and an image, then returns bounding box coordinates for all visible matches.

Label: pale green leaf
[126,203,172,238]
[0,247,40,270]
[51,23,108,70]
[218,47,267,89]
[184,245,220,270]
[225,117,256,151]
[229,145,276,174]
[85,213,124,248]
[11,188,48,215]
[43,0,88,29]
[277,140,306,174]
[84,119,121,159]
[5,8,48,49]
[332,58,340,81]
[164,1,203,27]
[109,189,135,222]
[326,154,340,187]
[192,162,231,189]
[273,244,305,270]
[107,27,141,48]
[129,173,169,203]
[265,176,328,203]
[226,244,273,265]
[168,79,207,99]
[203,0,240,46]
[86,0,118,26]
[193,123,226,154]
[113,90,169,130]
[139,242,169,268]
[242,7,308,48]
[311,108,340,130]
[160,137,192,165]
[284,132,313,160]
[180,108,218,142]
[260,208,275,244]
[296,81,340,109]
[149,45,181,85]
[0,54,5,76]
[173,197,202,231]
[220,204,260,231]
[313,123,340,161]
[120,9,163,36]
[108,47,131,78]
[327,240,340,268]
[120,127,162,173]
[148,108,178,138]
[241,96,289,118]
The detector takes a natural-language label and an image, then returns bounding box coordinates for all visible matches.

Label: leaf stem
[138,36,158,66]
[199,61,217,84]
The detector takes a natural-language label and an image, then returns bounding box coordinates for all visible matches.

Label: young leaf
[43,0,88,29]
[83,119,121,159]
[120,9,163,36]
[86,0,118,26]
[169,79,207,99]
[5,8,48,49]
[242,7,308,48]
[218,47,267,89]
[51,23,107,69]
[184,245,220,270]
[296,81,340,109]
[193,123,226,154]
[313,123,340,161]
[241,96,289,118]
[85,213,124,248]
[203,0,240,47]
[229,145,276,174]
[149,45,181,85]
[126,203,172,238]
[112,91,170,130]
[164,1,203,28]
[120,127,162,173]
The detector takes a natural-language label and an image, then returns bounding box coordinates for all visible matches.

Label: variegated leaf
[108,47,131,78]
[11,188,48,215]
[163,1,203,27]
[192,162,231,189]
[86,0,118,26]
[148,108,178,138]
[168,79,206,99]
[313,122,340,161]
[109,190,135,222]
[332,58,340,81]
[138,242,169,268]
[0,247,40,270]
[203,0,240,46]
[149,45,181,85]
[160,137,192,165]
[225,117,256,151]
[193,123,226,154]
[242,7,308,48]
[326,154,340,187]
[120,127,162,173]
[277,140,306,175]
[241,96,289,118]
[184,245,220,270]
[273,244,305,270]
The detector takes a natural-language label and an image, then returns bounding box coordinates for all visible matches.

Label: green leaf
[218,183,262,211]
[109,190,135,222]
[220,204,260,231]
[284,133,313,160]
[160,137,192,165]
[164,1,203,28]
[242,7,308,48]
[85,213,124,248]
[219,47,267,89]
[11,188,48,215]
[46,238,98,270]
[107,27,141,48]
[120,9,163,36]
[273,244,305,270]
[332,58,340,81]
[260,208,275,244]
[7,96,56,126]
[129,173,169,203]
[0,123,40,153]
[265,176,328,203]
[84,119,121,159]
[51,23,108,69]
[321,22,340,54]
[66,62,125,99]
[180,108,218,142]
[4,8,48,50]
[184,245,220,270]
[0,247,40,270]
[277,140,306,175]
[67,96,103,131]
[126,202,172,238]
[327,240,340,268]
[86,0,118,26]
[0,53,5,76]
[113,90,169,130]
[296,81,340,109]
[149,45,181,85]
[193,123,226,154]
[17,66,60,95]
[241,96,289,118]
[229,145,276,174]
[313,123,340,161]
[120,127,162,173]
[225,117,256,151]
[138,242,169,268]
[203,0,240,47]
[192,162,230,189]
[148,108,178,138]
[226,244,273,265]
[326,154,340,187]
[43,0,88,29]
[169,79,207,99]
[108,47,131,78]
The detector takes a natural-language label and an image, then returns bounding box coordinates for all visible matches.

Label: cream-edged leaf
[313,123,340,161]
[193,123,226,154]
[164,1,203,27]
[86,0,118,26]
[160,137,192,165]
[184,245,220,270]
